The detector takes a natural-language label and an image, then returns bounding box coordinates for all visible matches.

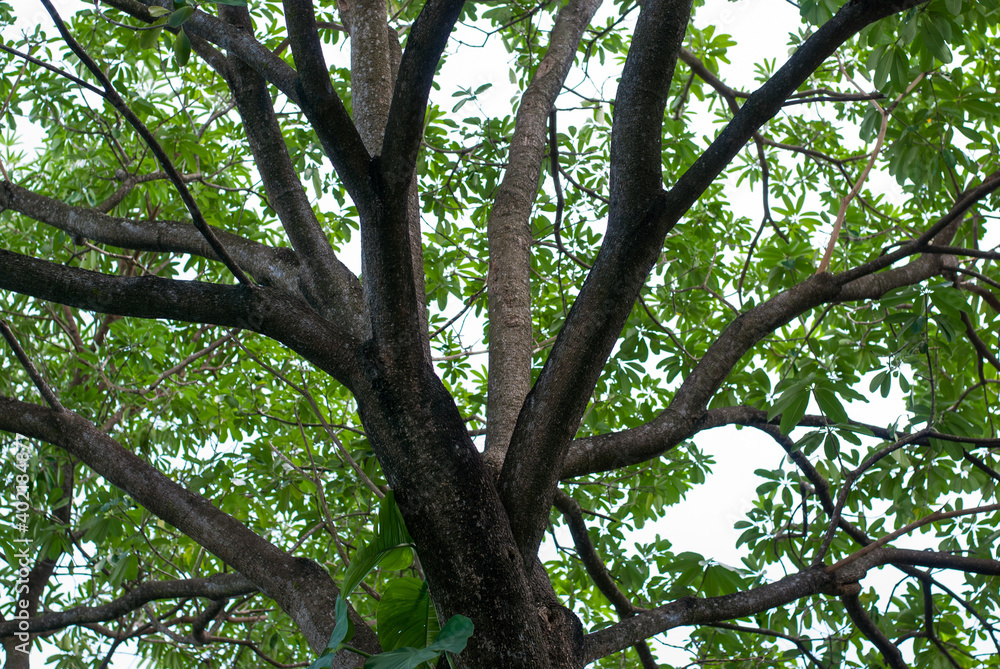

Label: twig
[0,44,37,181]
[233,337,385,499]
[550,110,591,269]
[40,0,253,286]
[826,502,1000,573]
[428,284,487,340]
[817,66,925,273]
[0,43,105,98]
[0,320,65,411]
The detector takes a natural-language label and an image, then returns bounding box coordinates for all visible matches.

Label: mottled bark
[483,0,604,474]
[222,5,368,337]
[499,0,693,565]
[339,0,431,359]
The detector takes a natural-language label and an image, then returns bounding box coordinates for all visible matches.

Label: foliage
[0,0,999,667]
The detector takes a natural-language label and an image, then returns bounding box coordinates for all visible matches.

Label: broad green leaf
[778,390,810,435]
[364,615,474,669]
[814,387,849,425]
[377,577,439,652]
[167,6,195,29]
[173,29,191,67]
[341,492,413,598]
[309,597,354,669]
[137,26,162,50]
[426,615,474,654]
[889,47,910,91]
[766,377,812,422]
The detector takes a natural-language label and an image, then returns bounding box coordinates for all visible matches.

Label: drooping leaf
[363,615,474,669]
[341,491,413,598]
[166,6,195,29]
[173,29,191,67]
[308,597,355,669]
[376,577,439,652]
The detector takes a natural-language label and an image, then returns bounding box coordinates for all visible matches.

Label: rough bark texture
[498,0,694,565]
[483,0,604,472]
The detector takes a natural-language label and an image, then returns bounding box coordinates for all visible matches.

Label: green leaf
[167,6,195,29]
[823,432,840,460]
[138,26,162,50]
[208,0,249,5]
[889,47,910,91]
[173,29,191,67]
[341,492,413,598]
[921,15,953,63]
[869,370,888,394]
[364,615,474,669]
[329,597,354,649]
[377,578,439,652]
[426,615,474,654]
[147,6,171,17]
[870,45,892,89]
[309,597,354,669]
[778,390,810,435]
[814,387,849,425]
[766,376,812,422]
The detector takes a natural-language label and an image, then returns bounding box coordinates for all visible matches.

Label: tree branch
[583,567,834,662]
[100,0,300,101]
[280,0,373,207]
[0,320,64,411]
[379,0,465,198]
[841,592,908,669]
[553,490,658,667]
[503,0,933,563]
[499,0,693,566]
[560,167,1000,479]
[484,0,604,471]
[0,181,302,295]
[553,491,640,617]
[0,249,362,387]
[583,535,1000,664]
[219,6,368,337]
[41,0,252,286]
[0,397,379,663]
[352,0,466,369]
[0,574,256,638]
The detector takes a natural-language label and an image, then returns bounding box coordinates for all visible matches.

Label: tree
[1,0,999,666]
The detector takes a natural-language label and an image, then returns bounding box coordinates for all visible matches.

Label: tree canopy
[1,0,1000,667]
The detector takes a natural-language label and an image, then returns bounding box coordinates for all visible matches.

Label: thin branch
[0,320,64,411]
[705,622,828,668]
[0,396,379,656]
[0,247,363,387]
[826,502,1000,574]
[0,574,255,637]
[816,69,925,273]
[41,0,252,285]
[220,10,367,334]
[0,42,106,98]
[429,284,488,340]
[0,182,300,295]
